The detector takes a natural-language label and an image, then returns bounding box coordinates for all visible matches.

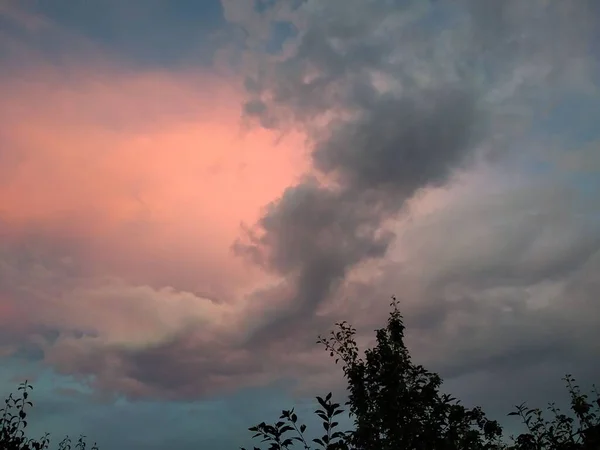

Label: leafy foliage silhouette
[241,297,599,450]
[0,381,97,450]
[505,374,600,450]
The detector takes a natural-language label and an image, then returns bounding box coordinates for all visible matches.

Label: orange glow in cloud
[0,64,309,299]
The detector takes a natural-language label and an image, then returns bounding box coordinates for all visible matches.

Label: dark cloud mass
[231,0,599,345]
[235,85,479,343]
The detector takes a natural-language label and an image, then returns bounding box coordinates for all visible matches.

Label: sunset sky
[1,1,599,449]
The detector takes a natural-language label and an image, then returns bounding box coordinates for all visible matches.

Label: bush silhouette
[241,297,599,450]
[0,381,97,450]
[505,374,600,450]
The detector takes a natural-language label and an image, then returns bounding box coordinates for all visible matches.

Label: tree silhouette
[242,297,503,450]
[241,297,599,450]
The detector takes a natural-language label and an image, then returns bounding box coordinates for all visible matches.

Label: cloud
[369,163,600,421]
[0,48,312,398]
[230,0,598,337]
[224,0,600,413]
[234,87,481,345]
[1,0,599,421]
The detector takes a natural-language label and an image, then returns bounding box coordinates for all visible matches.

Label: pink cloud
[0,59,318,396]
[0,63,308,289]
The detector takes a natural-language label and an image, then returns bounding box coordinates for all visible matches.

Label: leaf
[316,412,328,422]
[317,396,328,409]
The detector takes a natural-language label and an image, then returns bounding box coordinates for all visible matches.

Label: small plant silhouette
[0,380,97,450]
[506,375,600,450]
[243,392,351,450]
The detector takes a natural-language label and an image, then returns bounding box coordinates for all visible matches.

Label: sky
[0,0,599,448]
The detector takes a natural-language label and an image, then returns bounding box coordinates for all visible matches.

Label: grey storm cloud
[230,0,599,343]
[234,86,480,343]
